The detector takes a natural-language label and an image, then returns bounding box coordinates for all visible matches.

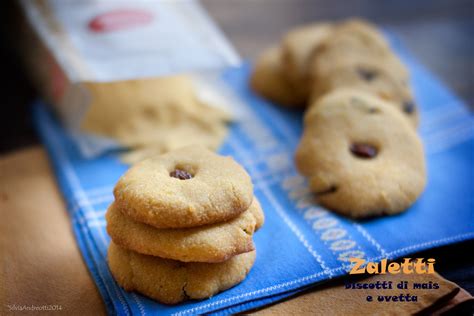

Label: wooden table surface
[1,146,471,315]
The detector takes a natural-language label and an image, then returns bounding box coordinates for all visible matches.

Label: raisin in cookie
[250,46,306,107]
[310,60,418,126]
[114,146,253,228]
[295,89,426,217]
[106,198,264,262]
[108,242,256,304]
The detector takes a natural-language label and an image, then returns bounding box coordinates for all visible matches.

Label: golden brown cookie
[106,198,264,262]
[108,242,256,305]
[281,22,333,99]
[250,46,306,107]
[295,89,426,217]
[310,19,409,80]
[81,75,232,163]
[310,60,418,126]
[114,146,254,229]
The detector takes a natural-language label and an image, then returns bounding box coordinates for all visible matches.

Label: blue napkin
[33,34,474,315]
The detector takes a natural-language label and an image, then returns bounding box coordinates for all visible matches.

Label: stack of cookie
[251,19,418,122]
[251,18,426,217]
[107,146,264,304]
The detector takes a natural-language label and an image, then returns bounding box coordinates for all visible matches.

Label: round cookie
[339,19,389,44]
[250,46,306,108]
[310,60,418,126]
[106,198,264,262]
[281,22,333,100]
[108,242,256,304]
[114,146,253,228]
[310,19,408,80]
[295,89,426,217]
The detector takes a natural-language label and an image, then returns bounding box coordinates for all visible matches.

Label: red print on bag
[88,9,154,33]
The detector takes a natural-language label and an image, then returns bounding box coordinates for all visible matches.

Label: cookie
[108,242,256,304]
[106,198,264,262]
[310,60,418,126]
[114,146,254,229]
[281,22,333,99]
[81,75,232,164]
[250,46,306,107]
[340,19,389,44]
[310,19,408,80]
[295,89,426,217]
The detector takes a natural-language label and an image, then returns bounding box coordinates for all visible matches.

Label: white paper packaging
[20,0,241,157]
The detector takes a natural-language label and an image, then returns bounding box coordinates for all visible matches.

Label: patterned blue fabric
[33,35,474,315]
